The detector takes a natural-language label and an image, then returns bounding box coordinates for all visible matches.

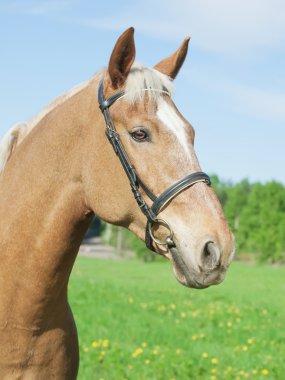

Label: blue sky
[0,0,284,184]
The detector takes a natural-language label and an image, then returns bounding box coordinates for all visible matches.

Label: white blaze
[156,98,192,157]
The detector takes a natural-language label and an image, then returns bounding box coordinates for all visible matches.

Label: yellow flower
[145,359,150,365]
[248,338,254,344]
[202,352,208,358]
[191,335,198,341]
[170,304,176,309]
[261,369,269,375]
[211,368,217,373]
[128,297,134,304]
[142,342,147,348]
[152,350,158,356]
[180,312,186,318]
[176,349,181,355]
[242,345,248,351]
[211,357,218,364]
[102,339,109,348]
[210,376,217,380]
[91,341,99,348]
[132,347,143,358]
[83,346,89,352]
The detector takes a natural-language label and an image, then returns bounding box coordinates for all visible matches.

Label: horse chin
[168,247,227,289]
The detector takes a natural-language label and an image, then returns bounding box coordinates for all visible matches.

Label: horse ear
[154,37,190,79]
[108,27,136,89]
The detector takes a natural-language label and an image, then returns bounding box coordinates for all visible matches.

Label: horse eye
[130,129,149,142]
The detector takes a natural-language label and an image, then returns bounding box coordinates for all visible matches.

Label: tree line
[212,176,285,263]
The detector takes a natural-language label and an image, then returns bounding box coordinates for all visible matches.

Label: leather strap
[145,172,211,251]
[152,172,211,215]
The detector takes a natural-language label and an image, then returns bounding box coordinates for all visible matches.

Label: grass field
[69,258,285,380]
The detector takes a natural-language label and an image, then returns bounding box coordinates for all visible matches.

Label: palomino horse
[0,28,234,379]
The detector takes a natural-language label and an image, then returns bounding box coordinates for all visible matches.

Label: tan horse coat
[0,28,234,379]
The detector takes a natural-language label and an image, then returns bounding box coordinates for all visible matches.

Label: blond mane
[0,63,173,173]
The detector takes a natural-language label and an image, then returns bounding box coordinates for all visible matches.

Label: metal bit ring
[148,218,174,247]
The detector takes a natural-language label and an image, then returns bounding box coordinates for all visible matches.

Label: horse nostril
[200,241,221,272]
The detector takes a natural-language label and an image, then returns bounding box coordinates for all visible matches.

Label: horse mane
[0,122,30,173]
[0,63,173,173]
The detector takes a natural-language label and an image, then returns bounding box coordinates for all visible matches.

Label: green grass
[69,258,285,380]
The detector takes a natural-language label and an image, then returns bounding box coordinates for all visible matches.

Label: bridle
[98,79,211,252]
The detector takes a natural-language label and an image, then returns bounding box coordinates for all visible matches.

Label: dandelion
[176,349,181,355]
[227,321,232,327]
[98,351,105,361]
[242,345,248,351]
[191,335,198,341]
[132,348,143,358]
[170,303,176,309]
[128,297,134,304]
[92,341,99,348]
[261,369,269,375]
[247,338,254,345]
[83,346,89,352]
[202,352,208,358]
[102,339,109,348]
[180,312,186,318]
[211,357,218,364]
[152,350,158,356]
[142,342,147,348]
[145,359,150,365]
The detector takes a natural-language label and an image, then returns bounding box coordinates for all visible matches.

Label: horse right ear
[154,37,190,79]
[108,27,136,89]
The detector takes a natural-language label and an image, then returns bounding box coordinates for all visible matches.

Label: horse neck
[0,80,99,327]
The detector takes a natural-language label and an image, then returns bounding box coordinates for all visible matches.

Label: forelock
[124,63,174,103]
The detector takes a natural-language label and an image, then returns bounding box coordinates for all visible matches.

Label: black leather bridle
[98,79,211,252]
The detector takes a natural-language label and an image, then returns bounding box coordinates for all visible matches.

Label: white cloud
[73,0,285,55]
[0,0,73,15]
[184,67,285,124]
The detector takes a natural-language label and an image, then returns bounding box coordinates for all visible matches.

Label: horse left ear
[154,37,190,79]
[108,27,136,89]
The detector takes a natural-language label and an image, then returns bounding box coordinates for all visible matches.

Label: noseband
[98,80,211,252]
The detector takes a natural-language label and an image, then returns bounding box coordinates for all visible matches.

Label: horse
[0,27,235,379]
